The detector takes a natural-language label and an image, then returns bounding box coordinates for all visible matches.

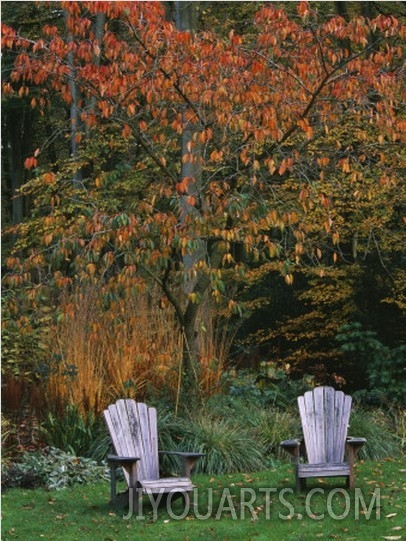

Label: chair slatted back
[298,387,352,464]
[104,400,160,482]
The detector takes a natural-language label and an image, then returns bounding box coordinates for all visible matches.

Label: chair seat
[139,477,193,493]
[298,462,350,478]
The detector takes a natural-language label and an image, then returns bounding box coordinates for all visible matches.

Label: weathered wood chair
[280,386,366,491]
[104,399,204,510]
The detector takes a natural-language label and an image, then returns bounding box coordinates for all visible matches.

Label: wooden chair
[104,399,204,510]
[280,386,366,491]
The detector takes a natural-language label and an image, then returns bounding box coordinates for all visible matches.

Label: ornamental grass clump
[158,409,266,475]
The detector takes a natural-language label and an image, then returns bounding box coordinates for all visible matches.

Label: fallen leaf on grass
[386,513,397,518]
[382,537,402,540]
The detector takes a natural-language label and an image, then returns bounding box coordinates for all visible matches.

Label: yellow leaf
[285,274,294,285]
[87,263,96,276]
[268,159,276,175]
[44,234,53,246]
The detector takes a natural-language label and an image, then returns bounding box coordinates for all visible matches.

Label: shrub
[1,416,16,465]
[157,395,301,474]
[157,408,266,475]
[203,394,300,460]
[223,367,314,409]
[337,323,406,406]
[394,407,406,453]
[348,408,401,460]
[41,404,108,459]
[242,406,300,460]
[1,447,109,490]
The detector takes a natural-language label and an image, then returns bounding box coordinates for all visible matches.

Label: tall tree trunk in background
[360,1,375,19]
[5,99,33,224]
[176,0,203,283]
[65,10,82,183]
[360,2,380,52]
[335,1,349,21]
[65,11,105,183]
[8,110,24,224]
[174,1,208,377]
[86,12,105,140]
[175,0,199,30]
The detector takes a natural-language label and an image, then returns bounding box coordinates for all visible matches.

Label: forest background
[1,1,405,465]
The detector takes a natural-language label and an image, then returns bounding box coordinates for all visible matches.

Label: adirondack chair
[280,386,366,491]
[104,399,205,510]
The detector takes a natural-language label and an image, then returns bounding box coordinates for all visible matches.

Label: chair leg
[295,465,305,492]
[129,487,141,514]
[128,463,141,513]
[109,462,117,501]
[296,477,306,492]
[296,473,303,492]
[183,490,191,512]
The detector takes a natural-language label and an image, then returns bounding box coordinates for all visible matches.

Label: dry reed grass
[44,285,230,414]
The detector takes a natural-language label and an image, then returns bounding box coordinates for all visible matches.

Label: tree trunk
[86,12,105,140]
[64,10,82,183]
[335,1,349,21]
[5,99,33,224]
[174,1,207,376]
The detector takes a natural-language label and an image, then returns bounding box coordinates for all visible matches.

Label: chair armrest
[107,454,141,464]
[280,439,301,447]
[346,437,367,445]
[107,455,141,499]
[159,451,206,458]
[346,437,367,463]
[159,451,206,478]
[280,439,301,460]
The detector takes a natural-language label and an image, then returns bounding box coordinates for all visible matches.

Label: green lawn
[2,459,405,540]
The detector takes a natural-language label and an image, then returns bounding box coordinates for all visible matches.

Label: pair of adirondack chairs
[103,387,366,509]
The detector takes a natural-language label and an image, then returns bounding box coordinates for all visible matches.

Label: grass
[2,458,405,540]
